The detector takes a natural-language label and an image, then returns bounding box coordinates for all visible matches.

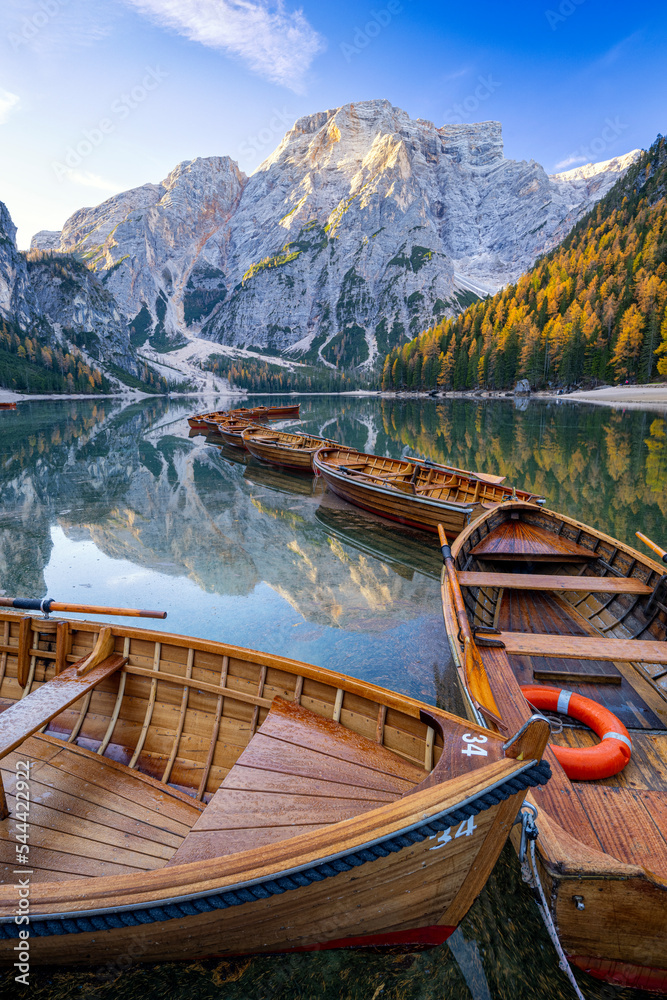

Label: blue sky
[1,0,665,248]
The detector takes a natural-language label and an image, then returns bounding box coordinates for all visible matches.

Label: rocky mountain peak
[28,100,641,374]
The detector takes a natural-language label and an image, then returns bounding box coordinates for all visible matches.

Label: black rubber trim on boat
[0,760,551,939]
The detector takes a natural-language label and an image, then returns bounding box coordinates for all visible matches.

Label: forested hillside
[201,353,371,393]
[381,136,667,391]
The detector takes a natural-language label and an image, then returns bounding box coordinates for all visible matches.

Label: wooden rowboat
[188,404,300,434]
[313,446,544,538]
[188,409,253,434]
[215,417,260,449]
[440,503,667,992]
[242,427,336,472]
[0,403,17,410]
[0,607,550,964]
[195,410,268,435]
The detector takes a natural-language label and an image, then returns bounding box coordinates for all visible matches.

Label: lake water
[1,393,664,1000]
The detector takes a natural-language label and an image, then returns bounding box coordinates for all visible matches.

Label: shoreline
[0,388,248,405]
[537,384,667,409]
[3,383,666,411]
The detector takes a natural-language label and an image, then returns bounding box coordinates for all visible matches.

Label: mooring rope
[518,803,587,1000]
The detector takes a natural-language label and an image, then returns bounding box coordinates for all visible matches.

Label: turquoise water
[0,394,665,1000]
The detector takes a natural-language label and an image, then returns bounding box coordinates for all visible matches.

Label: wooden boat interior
[317,448,542,507]
[243,428,334,450]
[0,612,498,885]
[452,504,667,881]
[216,417,259,435]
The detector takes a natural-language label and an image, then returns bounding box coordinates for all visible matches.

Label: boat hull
[243,431,331,472]
[315,465,472,537]
[0,789,523,965]
[217,426,249,449]
[245,440,315,471]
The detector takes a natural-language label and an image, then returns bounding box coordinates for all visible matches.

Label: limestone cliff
[32,101,641,369]
[0,200,141,386]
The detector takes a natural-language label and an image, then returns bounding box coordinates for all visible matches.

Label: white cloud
[64,170,122,193]
[122,0,325,91]
[440,68,469,83]
[0,89,20,124]
[5,0,118,54]
[553,154,588,171]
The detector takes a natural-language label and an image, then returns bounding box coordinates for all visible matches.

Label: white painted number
[429,817,477,850]
[461,733,488,757]
[429,827,452,850]
[454,816,477,838]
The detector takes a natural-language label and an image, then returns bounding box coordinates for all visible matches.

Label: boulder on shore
[513,379,531,395]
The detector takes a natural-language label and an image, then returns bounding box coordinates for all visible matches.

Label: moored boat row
[188,403,300,434]
[181,399,667,990]
[189,403,544,538]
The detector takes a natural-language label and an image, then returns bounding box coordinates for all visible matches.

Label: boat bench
[167,697,428,865]
[459,572,653,594]
[470,521,597,562]
[0,629,127,817]
[497,632,667,664]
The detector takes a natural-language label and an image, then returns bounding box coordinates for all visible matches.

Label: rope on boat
[518,803,587,1000]
[0,760,551,939]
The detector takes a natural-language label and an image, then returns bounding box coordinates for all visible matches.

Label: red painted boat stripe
[285,924,457,952]
[571,954,667,992]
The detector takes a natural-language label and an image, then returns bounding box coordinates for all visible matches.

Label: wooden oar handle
[0,598,167,619]
[437,523,451,560]
[636,532,667,563]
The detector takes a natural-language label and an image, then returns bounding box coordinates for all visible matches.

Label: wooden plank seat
[0,655,127,761]
[0,651,128,817]
[531,659,622,685]
[459,572,653,594]
[497,632,667,664]
[168,697,429,866]
[0,733,204,882]
[471,521,597,562]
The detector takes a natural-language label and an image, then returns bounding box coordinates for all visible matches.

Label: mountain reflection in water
[0,394,664,1000]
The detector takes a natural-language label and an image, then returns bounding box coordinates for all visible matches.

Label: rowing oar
[636,531,667,564]
[437,524,507,732]
[0,597,166,619]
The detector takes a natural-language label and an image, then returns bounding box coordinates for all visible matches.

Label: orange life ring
[520,685,632,781]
